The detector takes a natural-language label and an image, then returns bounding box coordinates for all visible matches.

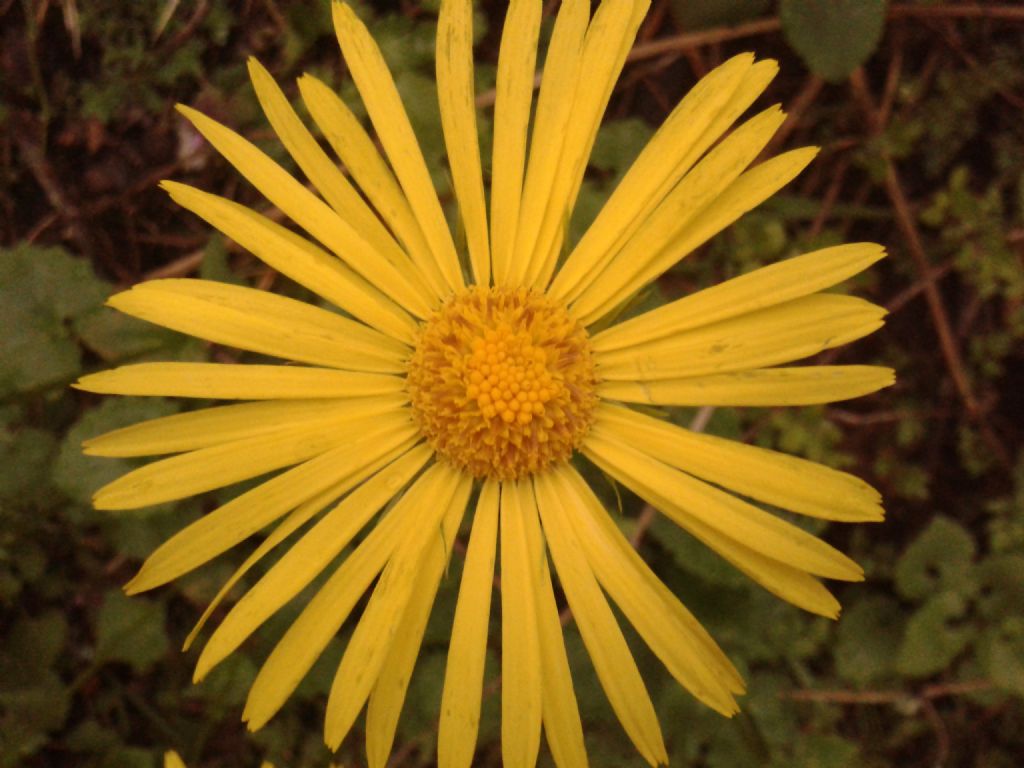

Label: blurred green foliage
[1,1,1023,767]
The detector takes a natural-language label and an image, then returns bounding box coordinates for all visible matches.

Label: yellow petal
[535,472,667,766]
[594,403,883,522]
[175,107,434,320]
[598,365,895,406]
[123,421,417,594]
[530,478,588,768]
[544,466,744,716]
[246,58,434,306]
[549,53,762,303]
[242,461,452,730]
[82,396,404,458]
[365,474,471,768]
[95,408,392,510]
[75,362,404,400]
[183,471,358,651]
[593,243,887,352]
[570,106,788,323]
[595,294,887,380]
[107,279,409,371]
[164,752,186,768]
[298,74,447,299]
[505,0,587,288]
[527,0,650,291]
[437,0,490,285]
[500,480,543,768]
[332,2,463,293]
[489,0,541,287]
[438,480,499,768]
[194,443,432,679]
[324,464,468,750]
[161,181,417,341]
[583,432,864,581]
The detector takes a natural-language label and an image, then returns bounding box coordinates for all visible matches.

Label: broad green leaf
[0,612,71,766]
[896,592,973,677]
[94,590,169,673]
[893,516,976,600]
[0,244,110,395]
[835,595,904,684]
[53,397,179,508]
[780,0,886,83]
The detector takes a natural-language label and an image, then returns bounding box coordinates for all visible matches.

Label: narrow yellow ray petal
[555,464,746,699]
[298,74,447,299]
[489,0,541,286]
[539,468,741,716]
[82,396,404,458]
[183,470,360,651]
[123,420,417,594]
[324,465,468,750]
[528,0,650,291]
[246,58,434,306]
[241,467,452,734]
[95,407,393,510]
[583,432,864,581]
[561,57,774,307]
[176,106,434,319]
[161,180,417,341]
[437,0,490,286]
[569,106,787,322]
[365,477,471,768]
[439,480,499,768]
[593,243,887,352]
[598,365,896,406]
[549,53,759,303]
[505,0,587,288]
[76,362,404,400]
[332,2,463,292]
[576,146,818,325]
[596,294,887,381]
[500,480,543,768]
[583,447,841,618]
[107,279,408,372]
[194,443,432,679]
[529,480,588,768]
[164,753,186,768]
[594,403,883,522]
[536,472,667,767]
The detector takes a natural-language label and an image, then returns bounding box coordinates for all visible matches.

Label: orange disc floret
[407,286,598,479]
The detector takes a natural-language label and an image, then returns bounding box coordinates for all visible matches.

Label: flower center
[407,286,598,480]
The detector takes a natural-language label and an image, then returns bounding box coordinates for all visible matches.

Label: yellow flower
[79,1,893,766]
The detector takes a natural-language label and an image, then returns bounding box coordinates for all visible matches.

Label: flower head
[78,1,892,766]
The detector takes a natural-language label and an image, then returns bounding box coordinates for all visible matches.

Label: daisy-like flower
[78,1,893,766]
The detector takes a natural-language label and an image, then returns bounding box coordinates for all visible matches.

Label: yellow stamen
[407,286,597,479]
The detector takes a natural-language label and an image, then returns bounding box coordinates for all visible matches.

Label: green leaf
[896,592,973,677]
[94,590,169,673]
[589,119,654,176]
[74,307,190,364]
[975,554,1024,621]
[0,244,110,396]
[835,595,904,684]
[0,426,57,505]
[0,612,71,766]
[893,516,976,601]
[979,618,1024,697]
[52,397,179,508]
[780,0,886,83]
